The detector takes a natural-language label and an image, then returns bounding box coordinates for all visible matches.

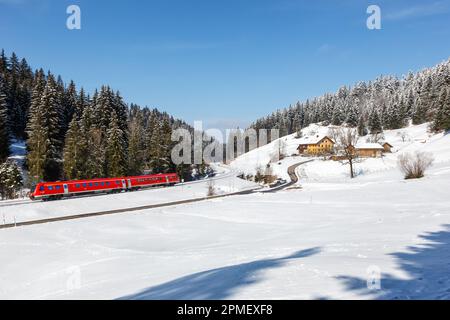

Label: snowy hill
[230,123,450,182]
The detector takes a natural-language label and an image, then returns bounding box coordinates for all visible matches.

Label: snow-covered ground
[0,160,449,299]
[0,164,258,225]
[0,123,449,300]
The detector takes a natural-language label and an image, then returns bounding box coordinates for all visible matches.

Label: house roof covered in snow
[354,143,384,150]
[297,135,334,145]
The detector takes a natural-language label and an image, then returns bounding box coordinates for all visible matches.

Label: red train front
[30,173,180,201]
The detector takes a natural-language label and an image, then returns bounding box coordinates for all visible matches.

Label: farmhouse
[297,135,335,155]
[352,143,384,158]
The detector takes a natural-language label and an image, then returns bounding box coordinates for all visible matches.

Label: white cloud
[385,1,450,20]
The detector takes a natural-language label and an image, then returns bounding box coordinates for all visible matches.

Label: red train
[29,173,180,201]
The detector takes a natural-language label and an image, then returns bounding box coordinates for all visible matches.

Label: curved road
[260,159,313,193]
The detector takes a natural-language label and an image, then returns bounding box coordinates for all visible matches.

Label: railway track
[0,165,236,209]
[0,199,33,208]
[0,165,254,230]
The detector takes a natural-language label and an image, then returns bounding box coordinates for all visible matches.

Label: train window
[100,182,105,186]
[48,186,53,190]
[94,182,99,187]
[39,186,45,191]
[89,183,93,187]
[55,186,61,190]
[82,183,87,187]
[106,182,110,186]
[116,181,120,185]
[76,184,80,188]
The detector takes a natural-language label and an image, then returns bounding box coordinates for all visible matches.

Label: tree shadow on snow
[336,224,450,299]
[119,247,321,300]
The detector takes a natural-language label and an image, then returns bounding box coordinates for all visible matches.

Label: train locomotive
[29,173,180,201]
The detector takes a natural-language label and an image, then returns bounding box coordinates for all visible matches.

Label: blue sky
[1,0,450,130]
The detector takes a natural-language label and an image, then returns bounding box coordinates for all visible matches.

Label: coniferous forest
[250,58,450,138]
[0,50,205,196]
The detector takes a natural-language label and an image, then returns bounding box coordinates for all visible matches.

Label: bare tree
[263,164,277,184]
[398,151,434,179]
[398,131,410,143]
[206,180,216,197]
[331,128,360,178]
[278,139,287,160]
[367,132,385,144]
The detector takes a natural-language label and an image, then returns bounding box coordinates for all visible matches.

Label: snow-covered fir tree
[0,160,22,200]
[106,111,127,177]
[0,74,10,162]
[250,57,450,141]
[127,111,145,175]
[432,88,450,132]
[63,117,84,180]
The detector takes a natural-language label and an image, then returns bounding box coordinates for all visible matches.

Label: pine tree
[106,111,127,177]
[385,96,402,130]
[331,107,344,126]
[127,112,145,175]
[79,103,105,178]
[61,80,77,135]
[0,75,10,162]
[368,109,382,134]
[443,90,450,132]
[26,74,62,182]
[74,87,87,120]
[0,49,7,73]
[63,118,84,180]
[345,104,359,127]
[0,160,23,200]
[26,104,47,182]
[433,88,450,132]
[412,96,427,125]
[357,115,367,136]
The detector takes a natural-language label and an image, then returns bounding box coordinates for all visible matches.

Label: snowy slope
[230,123,450,182]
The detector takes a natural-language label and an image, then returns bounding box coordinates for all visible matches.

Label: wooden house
[353,143,384,158]
[382,142,393,153]
[297,135,335,156]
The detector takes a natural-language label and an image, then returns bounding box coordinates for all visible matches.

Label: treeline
[251,58,450,137]
[0,50,204,188]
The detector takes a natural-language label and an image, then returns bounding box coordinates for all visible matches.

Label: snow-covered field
[0,123,449,300]
[0,164,257,225]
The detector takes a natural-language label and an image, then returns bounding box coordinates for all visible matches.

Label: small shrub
[398,151,434,180]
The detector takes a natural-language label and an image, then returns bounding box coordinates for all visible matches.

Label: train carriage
[30,173,180,201]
